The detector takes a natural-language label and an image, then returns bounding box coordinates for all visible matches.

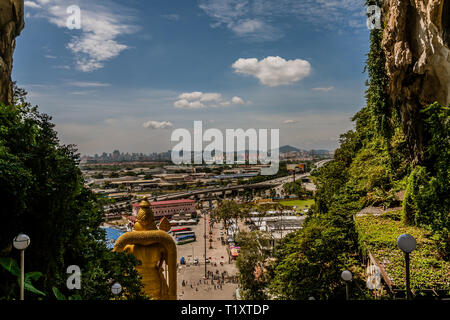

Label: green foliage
[365,26,391,141]
[109,171,119,178]
[213,200,240,227]
[268,208,361,300]
[312,130,366,214]
[264,1,414,300]
[0,87,146,300]
[357,212,450,293]
[402,104,449,255]
[282,181,312,199]
[402,166,427,225]
[250,2,448,300]
[92,173,104,179]
[52,286,82,300]
[278,199,314,213]
[0,257,46,297]
[421,103,450,176]
[235,231,272,300]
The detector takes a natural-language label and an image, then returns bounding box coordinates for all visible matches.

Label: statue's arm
[113,230,172,252]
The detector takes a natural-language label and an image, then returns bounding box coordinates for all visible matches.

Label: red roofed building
[132,199,196,219]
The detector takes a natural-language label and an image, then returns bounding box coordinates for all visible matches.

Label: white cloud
[312,86,335,92]
[199,0,281,41]
[53,65,71,70]
[142,120,173,129]
[231,19,264,34]
[200,93,222,102]
[179,92,203,101]
[284,119,298,124]
[71,90,97,95]
[174,92,247,109]
[25,1,41,8]
[199,0,367,40]
[174,99,206,109]
[32,0,138,72]
[232,56,311,87]
[67,81,111,88]
[44,54,57,59]
[231,96,245,104]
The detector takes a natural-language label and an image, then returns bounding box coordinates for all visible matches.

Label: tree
[267,209,360,300]
[109,171,119,178]
[236,231,272,300]
[213,200,239,229]
[0,86,146,300]
[92,173,104,179]
[402,103,450,255]
[259,1,398,300]
[282,181,311,199]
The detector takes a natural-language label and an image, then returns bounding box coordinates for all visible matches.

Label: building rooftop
[151,199,195,206]
[133,199,195,208]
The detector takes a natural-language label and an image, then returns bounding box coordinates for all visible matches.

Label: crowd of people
[180,269,239,296]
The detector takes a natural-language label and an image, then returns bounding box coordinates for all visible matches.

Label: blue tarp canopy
[102,227,124,250]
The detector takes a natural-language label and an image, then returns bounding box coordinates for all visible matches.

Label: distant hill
[279,145,301,153]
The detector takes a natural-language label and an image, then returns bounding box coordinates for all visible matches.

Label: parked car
[194,258,199,265]
[205,258,210,264]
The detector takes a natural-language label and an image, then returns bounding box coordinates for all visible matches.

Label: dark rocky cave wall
[0,0,24,105]
[382,0,450,164]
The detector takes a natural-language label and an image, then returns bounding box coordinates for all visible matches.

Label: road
[151,159,334,201]
[272,158,333,196]
[177,213,238,300]
[103,159,334,211]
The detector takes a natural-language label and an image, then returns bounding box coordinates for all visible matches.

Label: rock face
[0,0,24,105]
[382,0,450,163]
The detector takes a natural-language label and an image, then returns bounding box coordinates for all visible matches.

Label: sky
[13,0,372,155]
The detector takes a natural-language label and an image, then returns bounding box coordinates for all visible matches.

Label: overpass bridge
[153,179,293,201]
[105,159,334,209]
[152,158,333,201]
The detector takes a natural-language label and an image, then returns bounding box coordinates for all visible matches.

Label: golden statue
[114,197,177,300]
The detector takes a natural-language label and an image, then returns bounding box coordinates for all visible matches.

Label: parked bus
[176,234,196,241]
[173,231,195,237]
[170,227,192,233]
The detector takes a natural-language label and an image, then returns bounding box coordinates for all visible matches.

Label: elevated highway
[104,159,334,210]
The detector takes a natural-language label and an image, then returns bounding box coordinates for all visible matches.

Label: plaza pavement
[176,213,238,300]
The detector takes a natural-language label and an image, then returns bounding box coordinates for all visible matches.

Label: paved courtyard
[176,213,238,300]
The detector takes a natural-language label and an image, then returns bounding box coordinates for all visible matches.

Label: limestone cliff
[0,0,24,105]
[382,0,450,164]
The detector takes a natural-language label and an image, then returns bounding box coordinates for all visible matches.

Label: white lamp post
[111,282,122,295]
[397,234,416,300]
[341,270,352,300]
[13,233,30,300]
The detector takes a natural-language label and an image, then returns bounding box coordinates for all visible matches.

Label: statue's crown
[135,196,156,230]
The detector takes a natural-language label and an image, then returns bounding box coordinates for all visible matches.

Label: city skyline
[81,144,332,158]
[14,0,370,154]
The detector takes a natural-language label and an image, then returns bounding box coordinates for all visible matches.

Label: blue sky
[13,0,371,155]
